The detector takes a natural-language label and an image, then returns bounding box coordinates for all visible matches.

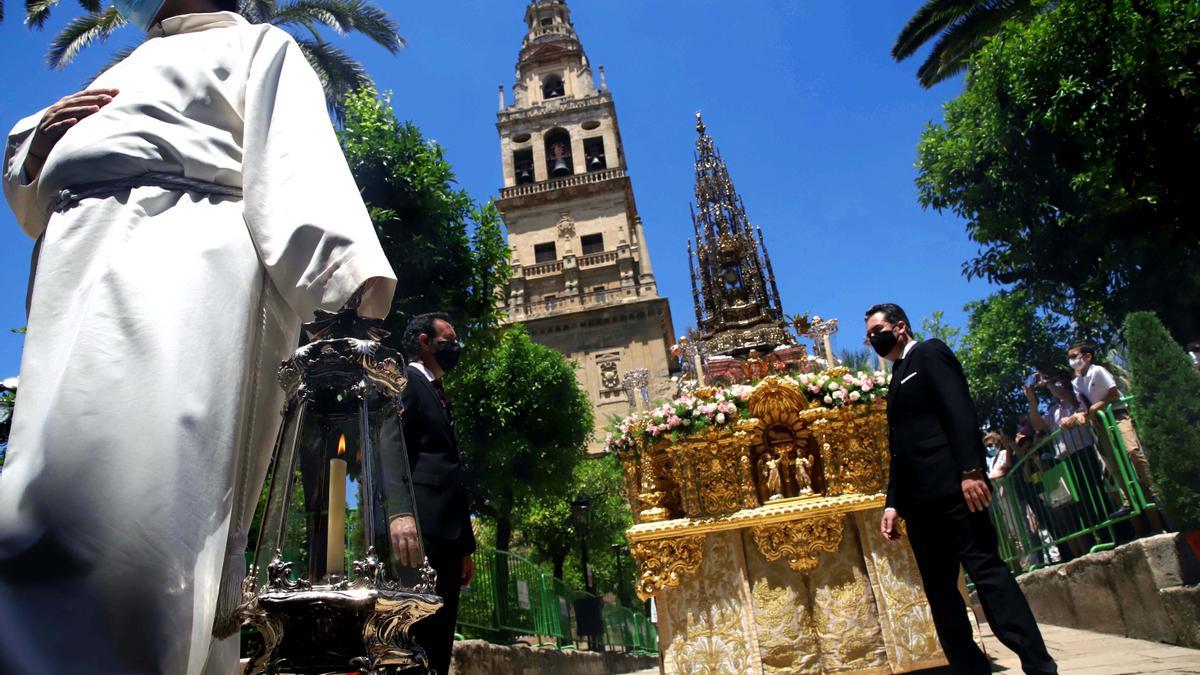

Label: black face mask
[869,329,898,358]
[433,340,462,373]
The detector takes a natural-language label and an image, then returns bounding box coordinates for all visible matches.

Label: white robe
[0,12,396,674]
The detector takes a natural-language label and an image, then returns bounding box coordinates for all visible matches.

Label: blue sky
[0,1,995,378]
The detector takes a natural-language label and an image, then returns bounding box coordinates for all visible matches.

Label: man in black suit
[865,303,1055,675]
[387,312,475,675]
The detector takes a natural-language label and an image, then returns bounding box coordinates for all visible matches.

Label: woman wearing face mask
[0,0,396,672]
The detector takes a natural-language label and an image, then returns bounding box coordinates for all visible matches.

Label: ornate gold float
[615,375,951,674]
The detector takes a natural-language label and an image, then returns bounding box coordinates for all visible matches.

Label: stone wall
[451,640,658,675]
[1015,533,1200,647]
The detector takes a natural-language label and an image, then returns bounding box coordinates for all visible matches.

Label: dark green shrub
[1123,312,1200,530]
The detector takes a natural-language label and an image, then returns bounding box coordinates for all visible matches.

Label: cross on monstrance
[677,337,708,390]
[622,368,651,412]
[792,314,838,367]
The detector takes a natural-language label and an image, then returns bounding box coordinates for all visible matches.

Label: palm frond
[272,0,402,53]
[47,6,125,69]
[26,0,100,29]
[915,0,1031,87]
[294,36,372,117]
[25,0,60,28]
[893,0,990,61]
[239,0,276,24]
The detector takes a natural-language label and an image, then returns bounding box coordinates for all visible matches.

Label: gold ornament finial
[695,110,705,136]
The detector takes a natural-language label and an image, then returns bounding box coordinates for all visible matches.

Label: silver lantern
[238,296,441,674]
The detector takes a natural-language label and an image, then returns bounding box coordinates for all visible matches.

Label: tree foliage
[919,310,962,350]
[916,0,1200,341]
[1123,312,1200,530]
[515,455,633,595]
[892,0,1038,88]
[957,290,1064,432]
[448,326,593,552]
[338,88,510,347]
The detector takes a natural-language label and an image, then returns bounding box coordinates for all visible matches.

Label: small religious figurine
[794,454,814,495]
[743,349,766,381]
[765,456,783,500]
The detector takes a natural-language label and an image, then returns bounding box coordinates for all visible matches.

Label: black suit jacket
[384,364,475,554]
[884,339,988,515]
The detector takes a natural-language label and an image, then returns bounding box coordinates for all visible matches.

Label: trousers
[905,498,1056,675]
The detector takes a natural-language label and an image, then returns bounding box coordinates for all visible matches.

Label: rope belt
[52,171,243,213]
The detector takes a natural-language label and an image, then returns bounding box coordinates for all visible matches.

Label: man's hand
[880,509,901,541]
[1060,411,1087,429]
[962,476,992,512]
[388,515,421,568]
[461,555,475,587]
[25,88,119,178]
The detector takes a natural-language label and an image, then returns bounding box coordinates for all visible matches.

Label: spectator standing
[1025,371,1113,558]
[1066,341,1157,520]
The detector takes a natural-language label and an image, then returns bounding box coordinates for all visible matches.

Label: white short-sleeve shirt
[1072,364,1121,411]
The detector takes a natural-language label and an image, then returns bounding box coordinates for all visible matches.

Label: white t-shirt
[1072,363,1121,412]
[985,448,1008,474]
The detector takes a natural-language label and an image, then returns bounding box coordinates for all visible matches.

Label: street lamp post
[570,495,603,649]
[571,496,594,593]
[612,543,631,608]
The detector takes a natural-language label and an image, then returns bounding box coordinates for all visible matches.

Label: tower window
[513,149,534,185]
[534,242,557,263]
[581,233,604,255]
[583,137,606,171]
[540,16,553,26]
[542,74,565,100]
[544,128,574,177]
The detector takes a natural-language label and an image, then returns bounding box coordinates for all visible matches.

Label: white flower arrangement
[604,370,887,453]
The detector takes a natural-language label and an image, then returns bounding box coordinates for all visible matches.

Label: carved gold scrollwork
[630,535,706,600]
[637,440,684,523]
[810,406,889,496]
[669,429,751,517]
[749,515,844,573]
[746,376,808,430]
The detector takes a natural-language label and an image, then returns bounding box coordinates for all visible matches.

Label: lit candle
[326,433,348,579]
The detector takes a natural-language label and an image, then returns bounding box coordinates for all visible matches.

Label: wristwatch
[962,468,984,480]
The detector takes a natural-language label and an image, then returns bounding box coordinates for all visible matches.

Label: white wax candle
[326,436,348,579]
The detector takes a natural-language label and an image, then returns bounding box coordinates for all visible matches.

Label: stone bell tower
[495,0,676,451]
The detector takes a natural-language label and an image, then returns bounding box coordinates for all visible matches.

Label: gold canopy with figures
[614,375,973,674]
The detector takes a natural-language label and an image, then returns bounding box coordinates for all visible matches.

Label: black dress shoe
[1108,504,1133,520]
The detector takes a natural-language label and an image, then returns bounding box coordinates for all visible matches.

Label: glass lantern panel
[251,388,428,589]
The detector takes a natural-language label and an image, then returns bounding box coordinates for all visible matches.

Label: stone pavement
[965,622,1200,675]
[624,623,1200,674]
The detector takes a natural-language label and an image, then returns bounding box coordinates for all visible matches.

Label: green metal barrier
[455,546,658,654]
[989,398,1160,573]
